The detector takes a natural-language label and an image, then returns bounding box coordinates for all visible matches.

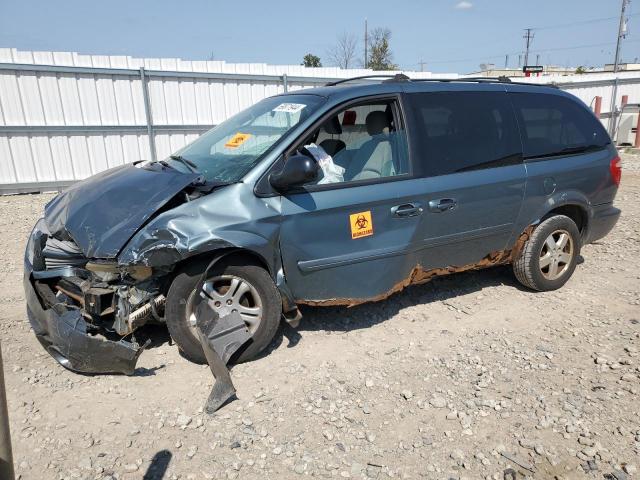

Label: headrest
[322,116,342,135]
[342,110,357,125]
[366,111,390,136]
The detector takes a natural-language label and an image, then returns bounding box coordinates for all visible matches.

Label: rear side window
[407,92,522,177]
[510,92,610,159]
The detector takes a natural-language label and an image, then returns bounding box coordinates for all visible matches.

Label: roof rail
[325,73,410,86]
[410,76,512,84]
[324,74,559,89]
[410,76,560,88]
[460,76,512,83]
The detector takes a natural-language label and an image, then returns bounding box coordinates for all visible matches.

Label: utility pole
[364,18,368,69]
[418,59,427,72]
[0,343,15,480]
[609,0,631,136]
[523,28,535,66]
[505,54,509,69]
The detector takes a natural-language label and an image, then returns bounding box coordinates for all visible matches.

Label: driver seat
[319,116,346,157]
[345,111,393,181]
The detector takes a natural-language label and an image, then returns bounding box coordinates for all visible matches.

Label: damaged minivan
[24,75,621,374]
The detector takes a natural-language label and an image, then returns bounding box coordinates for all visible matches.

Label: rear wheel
[513,215,581,291]
[166,260,282,364]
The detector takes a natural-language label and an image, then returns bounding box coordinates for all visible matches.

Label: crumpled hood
[44,163,200,259]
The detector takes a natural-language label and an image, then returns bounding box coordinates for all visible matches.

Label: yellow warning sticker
[225,132,252,149]
[350,211,374,239]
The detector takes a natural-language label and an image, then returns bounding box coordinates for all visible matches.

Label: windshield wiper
[170,154,200,174]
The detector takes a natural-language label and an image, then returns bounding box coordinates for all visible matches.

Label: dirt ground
[0,154,639,480]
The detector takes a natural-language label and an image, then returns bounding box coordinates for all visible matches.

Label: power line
[412,7,639,71]
[531,12,639,31]
[531,40,623,54]
[419,38,640,66]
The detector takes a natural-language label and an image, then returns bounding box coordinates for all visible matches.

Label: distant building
[604,63,640,72]
[467,65,600,78]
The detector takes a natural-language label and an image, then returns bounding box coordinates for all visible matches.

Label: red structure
[594,96,602,118]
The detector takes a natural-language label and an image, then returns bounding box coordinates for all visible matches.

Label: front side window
[298,100,409,185]
[407,91,522,177]
[171,94,325,182]
[511,92,610,159]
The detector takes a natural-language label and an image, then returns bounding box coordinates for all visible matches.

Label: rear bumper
[585,204,621,244]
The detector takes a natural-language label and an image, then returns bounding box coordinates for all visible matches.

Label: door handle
[428,198,458,213]
[391,202,423,218]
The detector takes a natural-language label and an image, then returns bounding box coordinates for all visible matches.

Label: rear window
[510,92,610,159]
[407,91,522,177]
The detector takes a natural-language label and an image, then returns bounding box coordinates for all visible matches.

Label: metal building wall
[2,48,434,192]
[1,47,639,193]
[525,70,640,119]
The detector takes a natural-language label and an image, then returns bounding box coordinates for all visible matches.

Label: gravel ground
[0,154,639,480]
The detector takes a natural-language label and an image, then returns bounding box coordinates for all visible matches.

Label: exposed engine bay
[24,217,178,374]
[36,234,169,337]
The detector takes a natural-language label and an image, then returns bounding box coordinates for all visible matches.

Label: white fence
[525,70,640,121]
[0,48,450,193]
[1,47,639,194]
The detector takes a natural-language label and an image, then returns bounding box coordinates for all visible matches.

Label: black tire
[165,259,282,364]
[513,214,581,291]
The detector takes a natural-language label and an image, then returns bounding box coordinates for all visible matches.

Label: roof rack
[461,76,512,83]
[325,74,410,86]
[459,76,559,88]
[410,75,513,84]
[324,74,559,88]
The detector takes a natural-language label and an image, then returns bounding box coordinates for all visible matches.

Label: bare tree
[327,32,358,69]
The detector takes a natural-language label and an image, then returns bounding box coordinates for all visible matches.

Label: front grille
[42,237,86,269]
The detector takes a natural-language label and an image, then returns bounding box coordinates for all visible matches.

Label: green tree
[302,54,322,68]
[575,66,587,74]
[368,28,397,71]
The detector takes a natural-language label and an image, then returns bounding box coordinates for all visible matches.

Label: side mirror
[269,153,319,192]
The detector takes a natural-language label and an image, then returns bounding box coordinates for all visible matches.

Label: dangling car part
[192,258,253,413]
[195,307,248,414]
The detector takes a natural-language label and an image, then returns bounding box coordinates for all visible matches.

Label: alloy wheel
[186,274,263,335]
[539,229,574,280]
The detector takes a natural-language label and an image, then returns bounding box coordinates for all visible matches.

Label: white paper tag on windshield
[273,103,306,114]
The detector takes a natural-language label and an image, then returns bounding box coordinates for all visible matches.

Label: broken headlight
[85,261,153,282]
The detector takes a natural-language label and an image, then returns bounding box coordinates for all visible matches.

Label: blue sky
[1,0,638,73]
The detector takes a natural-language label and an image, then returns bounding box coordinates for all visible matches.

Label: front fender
[118,183,281,267]
[116,200,299,314]
[118,225,276,269]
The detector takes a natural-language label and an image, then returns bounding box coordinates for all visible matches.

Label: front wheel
[165,261,282,364]
[513,214,581,291]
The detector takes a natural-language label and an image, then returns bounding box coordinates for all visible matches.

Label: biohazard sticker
[350,211,374,239]
[225,132,252,148]
[272,103,306,114]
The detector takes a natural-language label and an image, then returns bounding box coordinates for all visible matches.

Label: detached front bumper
[23,220,145,375]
